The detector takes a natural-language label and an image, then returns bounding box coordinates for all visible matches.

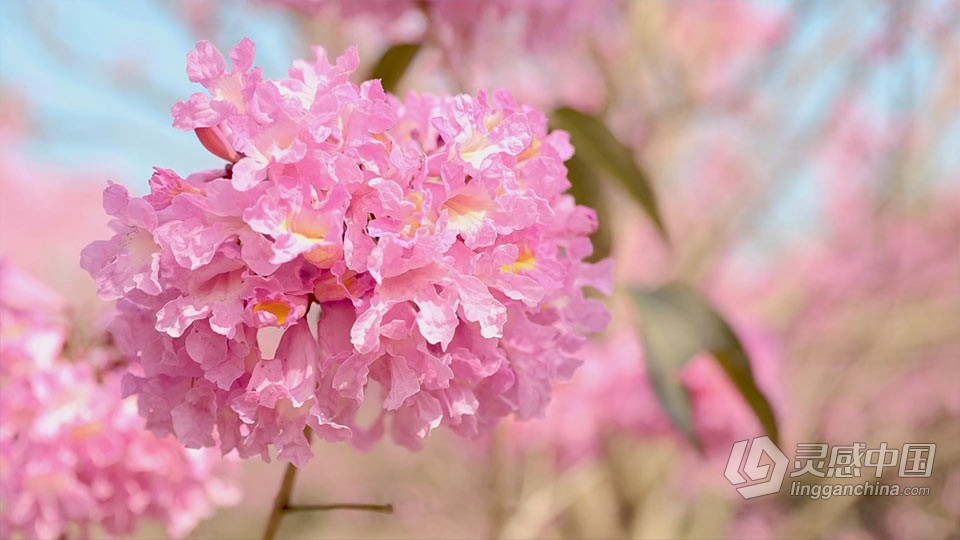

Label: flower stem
[488,426,507,540]
[261,461,299,540]
[260,432,395,540]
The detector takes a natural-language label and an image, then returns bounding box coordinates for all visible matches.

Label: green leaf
[369,43,421,93]
[550,106,667,240]
[565,153,612,261]
[630,283,779,447]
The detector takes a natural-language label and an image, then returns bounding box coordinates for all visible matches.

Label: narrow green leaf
[631,285,704,449]
[550,106,667,240]
[712,336,780,446]
[630,283,779,446]
[646,350,702,451]
[369,43,421,93]
[564,153,612,261]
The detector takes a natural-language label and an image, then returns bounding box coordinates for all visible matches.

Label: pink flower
[0,262,238,540]
[81,40,611,465]
[80,182,163,301]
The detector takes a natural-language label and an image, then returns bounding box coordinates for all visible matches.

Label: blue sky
[1,0,299,187]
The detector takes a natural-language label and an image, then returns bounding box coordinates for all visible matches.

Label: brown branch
[261,461,300,540]
[487,426,509,540]
[260,430,394,539]
[285,503,394,514]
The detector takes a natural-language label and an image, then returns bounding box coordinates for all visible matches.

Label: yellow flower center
[500,246,537,274]
[253,301,291,326]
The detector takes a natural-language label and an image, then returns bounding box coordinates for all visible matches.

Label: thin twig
[260,430,394,539]
[261,462,299,540]
[487,426,508,540]
[285,503,394,514]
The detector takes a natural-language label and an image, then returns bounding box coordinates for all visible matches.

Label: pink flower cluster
[81,39,611,465]
[0,261,237,540]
